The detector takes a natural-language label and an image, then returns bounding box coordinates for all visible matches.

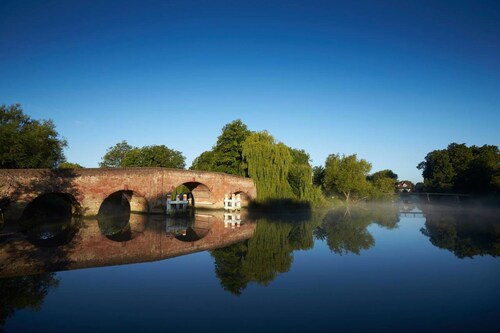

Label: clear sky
[1,0,499,183]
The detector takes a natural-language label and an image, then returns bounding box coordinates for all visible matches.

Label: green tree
[417,149,455,192]
[190,150,215,171]
[368,169,398,198]
[417,143,499,193]
[212,119,251,175]
[242,131,294,201]
[0,104,67,168]
[59,162,83,169]
[99,140,134,168]
[122,145,186,168]
[323,154,372,201]
[313,166,325,187]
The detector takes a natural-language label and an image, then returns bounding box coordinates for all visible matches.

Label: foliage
[100,141,185,168]
[313,166,325,186]
[0,104,67,168]
[122,145,185,168]
[99,140,134,168]
[417,149,455,192]
[242,131,294,201]
[190,150,215,171]
[287,149,325,204]
[368,169,398,199]
[190,119,250,175]
[322,154,372,201]
[211,119,251,175]
[417,143,500,193]
[191,121,324,205]
[59,162,83,169]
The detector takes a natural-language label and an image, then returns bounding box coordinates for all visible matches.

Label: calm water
[1,201,499,333]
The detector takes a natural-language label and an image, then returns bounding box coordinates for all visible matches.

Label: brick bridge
[0,168,256,222]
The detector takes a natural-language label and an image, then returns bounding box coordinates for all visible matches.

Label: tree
[322,154,372,201]
[242,131,294,201]
[59,162,83,169]
[190,150,215,171]
[417,149,455,192]
[417,143,499,193]
[212,119,251,175]
[313,166,325,187]
[368,169,398,198]
[121,145,186,168]
[99,140,134,168]
[0,104,67,168]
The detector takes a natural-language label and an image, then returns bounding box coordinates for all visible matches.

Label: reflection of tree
[420,207,500,258]
[212,242,249,295]
[0,273,59,330]
[318,209,374,255]
[211,216,320,295]
[315,205,399,255]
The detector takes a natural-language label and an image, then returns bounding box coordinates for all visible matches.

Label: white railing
[166,194,192,215]
[224,193,241,211]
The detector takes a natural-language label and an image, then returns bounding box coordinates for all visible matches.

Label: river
[0,201,498,332]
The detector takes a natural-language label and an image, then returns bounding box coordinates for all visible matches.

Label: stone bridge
[0,168,257,222]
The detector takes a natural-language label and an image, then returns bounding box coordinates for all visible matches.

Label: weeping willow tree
[242,131,294,201]
[242,131,324,205]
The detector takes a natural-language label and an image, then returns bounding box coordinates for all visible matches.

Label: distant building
[396,181,414,193]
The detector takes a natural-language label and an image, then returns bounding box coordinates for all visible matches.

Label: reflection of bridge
[0,211,255,278]
[0,168,257,221]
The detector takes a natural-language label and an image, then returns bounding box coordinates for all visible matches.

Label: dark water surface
[1,202,499,333]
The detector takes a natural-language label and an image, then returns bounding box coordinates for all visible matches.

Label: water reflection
[0,210,255,279]
[166,213,212,242]
[420,205,500,258]
[0,273,59,329]
[315,204,400,255]
[211,214,319,295]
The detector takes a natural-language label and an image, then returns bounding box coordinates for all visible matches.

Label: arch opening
[19,193,81,246]
[234,191,251,208]
[172,182,215,210]
[97,190,147,241]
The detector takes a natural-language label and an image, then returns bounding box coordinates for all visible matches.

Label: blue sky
[1,0,499,182]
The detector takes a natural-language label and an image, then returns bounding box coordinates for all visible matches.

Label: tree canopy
[322,154,372,201]
[99,140,134,168]
[242,131,294,201]
[0,104,67,168]
[99,141,185,169]
[417,143,499,193]
[190,119,250,175]
[122,145,186,168]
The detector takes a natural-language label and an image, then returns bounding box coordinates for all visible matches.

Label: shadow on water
[420,204,500,258]
[247,199,312,222]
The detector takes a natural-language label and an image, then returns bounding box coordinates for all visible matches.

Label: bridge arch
[173,181,216,209]
[19,192,81,246]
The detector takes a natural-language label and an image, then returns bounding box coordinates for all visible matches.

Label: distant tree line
[417,143,499,194]
[4,104,497,202]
